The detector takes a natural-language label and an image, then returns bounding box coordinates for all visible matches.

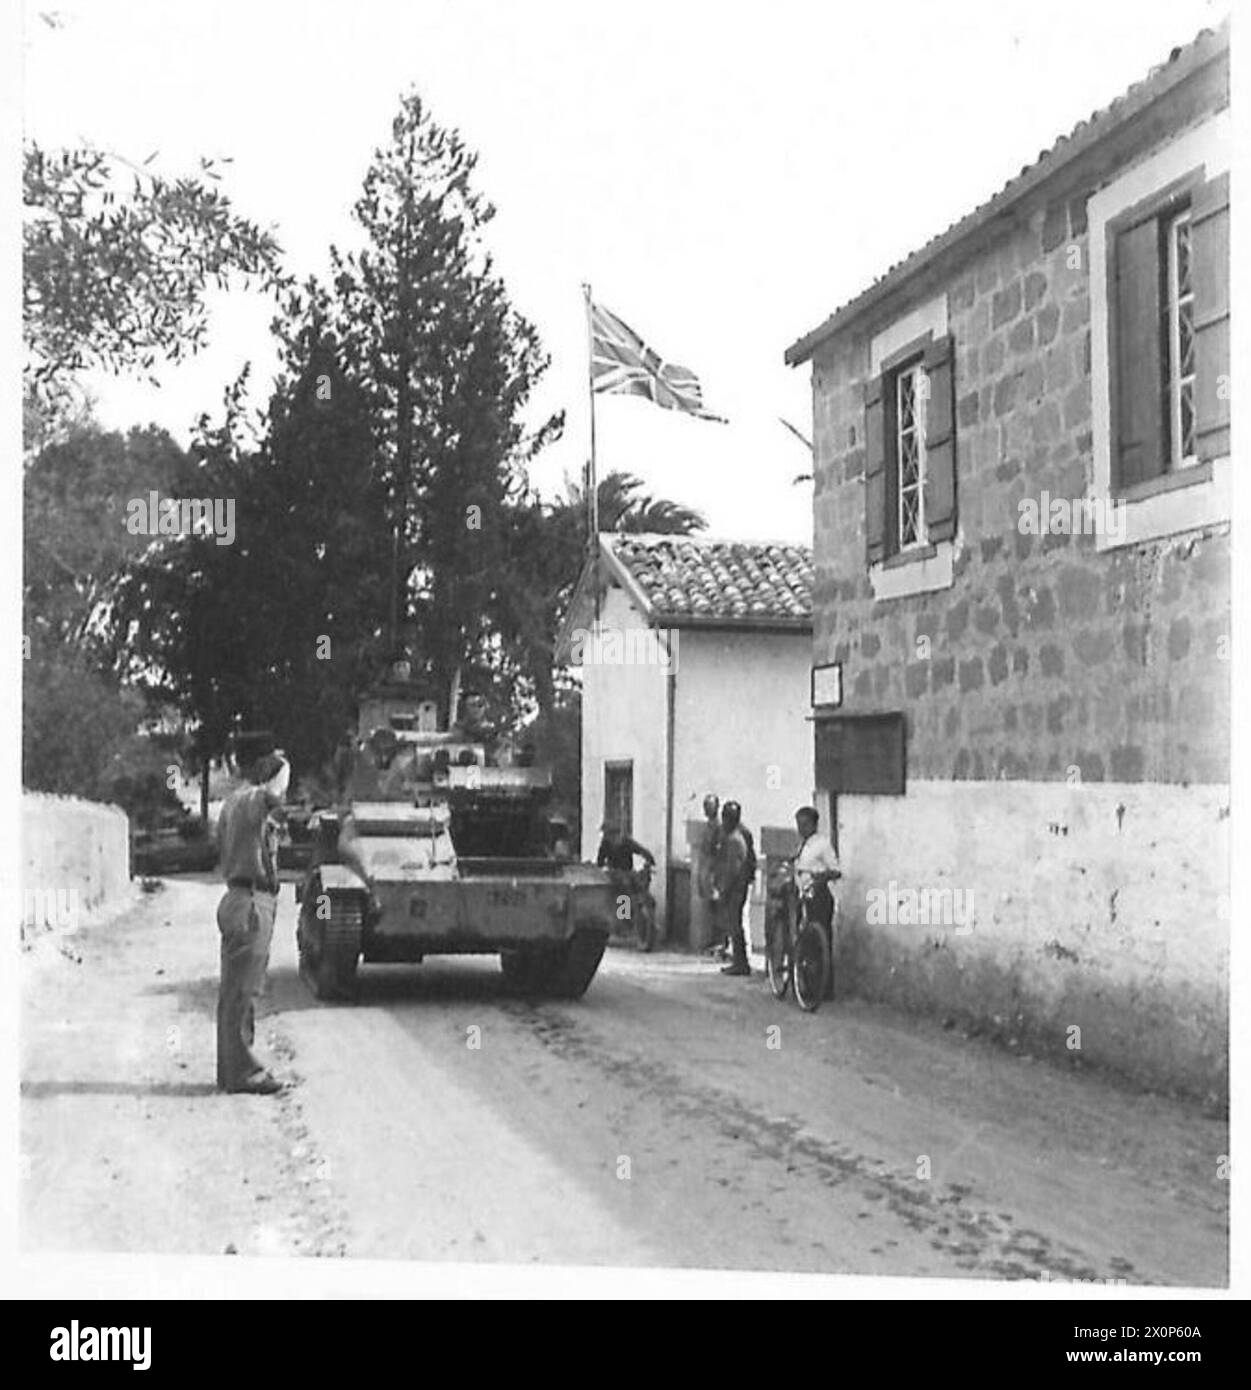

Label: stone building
[784,24,1230,1100]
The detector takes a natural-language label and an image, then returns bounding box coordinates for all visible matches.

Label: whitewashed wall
[834,780,1229,1099]
[670,627,814,857]
[578,585,671,916]
[21,792,131,935]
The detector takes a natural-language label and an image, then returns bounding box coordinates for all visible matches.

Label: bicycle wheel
[792,921,829,1012]
[765,913,791,999]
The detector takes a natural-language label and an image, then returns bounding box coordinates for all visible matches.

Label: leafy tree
[22,642,143,799]
[21,419,196,804]
[580,471,708,536]
[22,136,287,807]
[319,93,561,712]
[107,332,393,786]
[492,471,707,717]
[23,144,286,429]
[23,421,188,648]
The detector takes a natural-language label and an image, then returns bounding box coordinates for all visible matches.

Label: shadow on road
[21,1079,219,1099]
[266,959,566,1011]
[143,974,219,1015]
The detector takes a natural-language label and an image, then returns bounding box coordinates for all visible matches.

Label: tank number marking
[408,899,428,919]
[489,888,527,908]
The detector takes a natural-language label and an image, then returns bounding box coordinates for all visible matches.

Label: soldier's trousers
[718,887,750,967]
[216,887,277,1089]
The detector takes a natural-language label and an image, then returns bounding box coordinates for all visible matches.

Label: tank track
[502,929,607,1000]
[303,889,363,1002]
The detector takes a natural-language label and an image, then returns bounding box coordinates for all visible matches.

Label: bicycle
[765,863,837,1012]
[609,864,658,952]
[628,863,658,953]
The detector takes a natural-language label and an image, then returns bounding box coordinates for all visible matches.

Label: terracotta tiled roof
[785,21,1229,365]
[603,533,813,628]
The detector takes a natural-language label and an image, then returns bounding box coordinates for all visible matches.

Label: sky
[20,0,1230,543]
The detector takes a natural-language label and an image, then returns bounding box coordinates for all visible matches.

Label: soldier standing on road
[215,740,290,1095]
[713,800,752,977]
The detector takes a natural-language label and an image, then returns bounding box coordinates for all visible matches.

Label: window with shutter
[1112,214,1166,488]
[1088,114,1229,551]
[895,362,927,550]
[864,331,959,565]
[1110,167,1229,489]
[923,334,957,541]
[864,375,887,565]
[1190,171,1230,462]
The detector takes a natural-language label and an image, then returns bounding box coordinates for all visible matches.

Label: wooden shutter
[923,333,957,541]
[864,374,887,564]
[1113,217,1166,487]
[1190,171,1230,462]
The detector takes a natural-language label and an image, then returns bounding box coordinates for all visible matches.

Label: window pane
[1180,382,1196,459]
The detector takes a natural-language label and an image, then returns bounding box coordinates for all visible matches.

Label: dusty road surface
[21,876,1228,1285]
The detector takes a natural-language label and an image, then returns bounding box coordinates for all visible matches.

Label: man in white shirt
[793,805,840,929]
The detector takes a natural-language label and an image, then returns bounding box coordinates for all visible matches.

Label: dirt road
[20,876,1228,1285]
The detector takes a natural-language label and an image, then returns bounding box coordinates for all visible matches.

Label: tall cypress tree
[325,92,560,715]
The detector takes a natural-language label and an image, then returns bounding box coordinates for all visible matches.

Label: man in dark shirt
[215,744,289,1095]
[713,800,752,976]
[596,821,655,873]
[696,794,725,957]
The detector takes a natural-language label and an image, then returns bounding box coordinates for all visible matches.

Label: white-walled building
[559,533,814,944]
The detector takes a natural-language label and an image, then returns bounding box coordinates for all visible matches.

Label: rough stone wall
[811,202,1230,786]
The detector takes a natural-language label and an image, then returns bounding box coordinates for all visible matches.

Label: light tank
[295,669,614,1001]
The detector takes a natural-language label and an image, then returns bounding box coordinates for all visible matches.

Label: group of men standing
[697,795,842,977]
[696,795,756,976]
[598,795,842,975]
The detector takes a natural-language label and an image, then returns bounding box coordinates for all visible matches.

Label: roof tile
[605,534,813,626]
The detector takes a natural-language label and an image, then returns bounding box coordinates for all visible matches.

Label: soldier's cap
[230,730,275,766]
[252,752,286,784]
[795,805,819,822]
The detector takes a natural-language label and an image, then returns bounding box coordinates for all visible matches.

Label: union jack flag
[589,301,726,422]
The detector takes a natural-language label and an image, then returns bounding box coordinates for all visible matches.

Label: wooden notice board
[814,712,906,795]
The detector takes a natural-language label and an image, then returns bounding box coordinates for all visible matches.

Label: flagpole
[582,282,598,557]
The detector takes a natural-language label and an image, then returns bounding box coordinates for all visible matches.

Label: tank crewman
[595,820,655,873]
[215,739,289,1095]
[452,688,499,763]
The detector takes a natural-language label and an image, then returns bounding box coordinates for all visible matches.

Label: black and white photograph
[8,0,1246,1318]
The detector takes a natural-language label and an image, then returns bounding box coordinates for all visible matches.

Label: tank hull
[363,866,615,960]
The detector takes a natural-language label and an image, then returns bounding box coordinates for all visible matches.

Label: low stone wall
[834,780,1228,1104]
[21,792,131,936]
